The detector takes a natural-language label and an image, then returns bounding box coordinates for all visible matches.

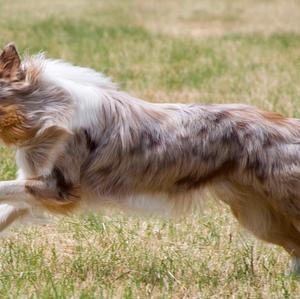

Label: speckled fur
[1,44,300,273]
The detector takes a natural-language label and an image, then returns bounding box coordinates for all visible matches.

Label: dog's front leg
[0,179,55,232]
[0,179,48,201]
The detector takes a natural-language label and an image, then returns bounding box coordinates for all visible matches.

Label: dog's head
[0,43,72,147]
[0,43,35,145]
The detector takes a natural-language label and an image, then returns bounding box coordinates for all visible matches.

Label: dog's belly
[80,188,205,216]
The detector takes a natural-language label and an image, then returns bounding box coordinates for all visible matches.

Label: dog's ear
[0,43,23,81]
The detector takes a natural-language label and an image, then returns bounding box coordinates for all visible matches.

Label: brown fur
[0,104,36,145]
[25,182,80,215]
[0,44,24,81]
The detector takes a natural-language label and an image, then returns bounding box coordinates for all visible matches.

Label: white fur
[40,59,116,130]
[42,59,116,89]
[0,204,17,226]
[0,202,50,235]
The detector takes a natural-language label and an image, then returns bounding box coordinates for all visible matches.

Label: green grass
[1,0,300,297]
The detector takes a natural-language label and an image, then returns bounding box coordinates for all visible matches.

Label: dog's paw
[286,256,300,277]
[0,203,28,234]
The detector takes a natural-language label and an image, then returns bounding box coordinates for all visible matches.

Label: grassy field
[1,0,300,298]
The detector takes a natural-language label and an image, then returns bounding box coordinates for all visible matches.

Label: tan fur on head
[0,105,20,128]
[0,104,36,145]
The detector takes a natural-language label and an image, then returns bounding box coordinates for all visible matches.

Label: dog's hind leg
[220,184,300,275]
[265,180,300,275]
[234,203,300,247]
[230,201,300,275]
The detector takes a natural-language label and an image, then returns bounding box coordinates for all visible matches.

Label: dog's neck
[38,58,117,131]
[39,58,166,134]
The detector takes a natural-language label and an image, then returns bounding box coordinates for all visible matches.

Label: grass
[0,0,300,297]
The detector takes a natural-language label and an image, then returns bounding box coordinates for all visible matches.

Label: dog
[1,43,300,274]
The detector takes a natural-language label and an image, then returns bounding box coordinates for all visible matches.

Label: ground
[0,0,300,298]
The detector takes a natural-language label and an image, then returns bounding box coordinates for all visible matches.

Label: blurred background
[1,1,300,298]
[1,0,300,113]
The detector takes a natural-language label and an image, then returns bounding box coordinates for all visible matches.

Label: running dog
[0,43,300,274]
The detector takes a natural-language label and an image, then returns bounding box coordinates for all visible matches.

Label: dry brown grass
[132,0,300,37]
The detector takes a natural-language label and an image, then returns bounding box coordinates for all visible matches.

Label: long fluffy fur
[1,44,300,272]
